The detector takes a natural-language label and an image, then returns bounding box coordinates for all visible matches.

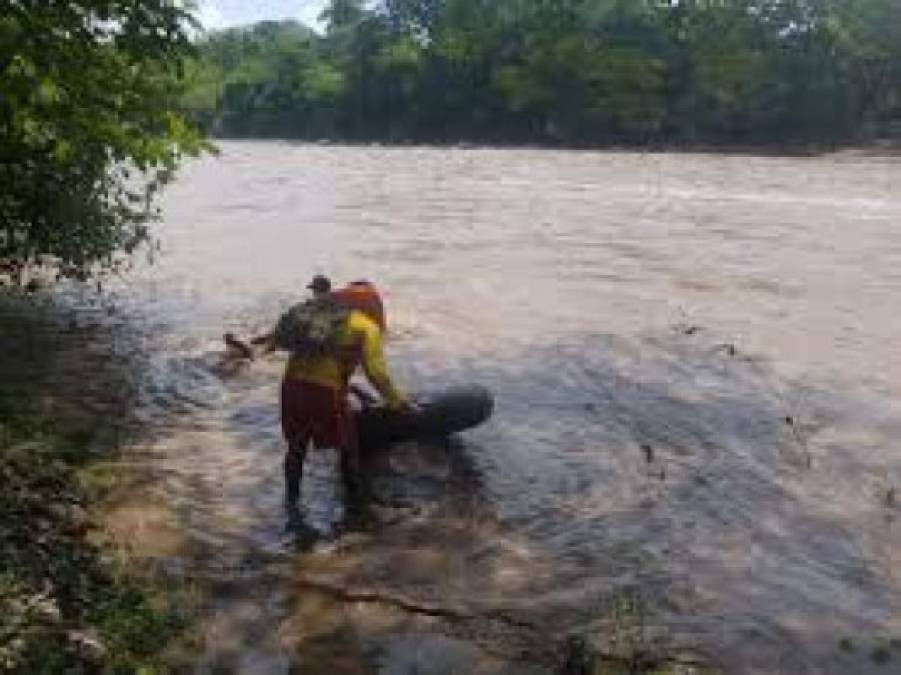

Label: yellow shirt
[283,309,405,408]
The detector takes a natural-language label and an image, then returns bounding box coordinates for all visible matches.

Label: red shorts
[280,379,356,450]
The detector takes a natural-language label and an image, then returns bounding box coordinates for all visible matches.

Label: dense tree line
[184,0,901,147]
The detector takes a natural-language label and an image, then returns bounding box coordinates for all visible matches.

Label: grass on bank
[0,386,184,674]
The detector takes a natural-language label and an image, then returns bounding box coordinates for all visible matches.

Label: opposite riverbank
[200,133,901,159]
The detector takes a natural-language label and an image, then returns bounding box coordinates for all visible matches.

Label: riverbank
[0,441,180,672]
[0,291,192,673]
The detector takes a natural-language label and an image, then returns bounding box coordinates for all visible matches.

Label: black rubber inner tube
[356,385,494,454]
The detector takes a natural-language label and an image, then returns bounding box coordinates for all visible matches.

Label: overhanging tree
[0,1,208,282]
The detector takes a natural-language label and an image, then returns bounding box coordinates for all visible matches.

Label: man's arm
[357,320,408,410]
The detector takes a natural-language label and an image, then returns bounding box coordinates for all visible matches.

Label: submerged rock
[559,626,719,675]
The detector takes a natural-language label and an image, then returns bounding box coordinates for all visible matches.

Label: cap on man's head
[307,274,331,293]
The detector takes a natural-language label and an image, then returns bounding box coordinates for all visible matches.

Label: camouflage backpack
[272,297,349,357]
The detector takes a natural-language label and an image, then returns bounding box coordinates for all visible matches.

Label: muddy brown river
[5,143,901,673]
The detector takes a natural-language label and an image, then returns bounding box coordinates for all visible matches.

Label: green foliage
[307,62,348,103]
[320,0,367,34]
[183,0,901,147]
[1,1,209,282]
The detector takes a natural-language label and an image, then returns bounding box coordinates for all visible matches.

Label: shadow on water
[4,289,901,673]
[0,289,151,456]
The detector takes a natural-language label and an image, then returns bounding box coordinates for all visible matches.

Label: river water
[8,143,901,673]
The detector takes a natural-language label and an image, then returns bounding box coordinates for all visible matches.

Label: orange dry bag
[332,280,387,332]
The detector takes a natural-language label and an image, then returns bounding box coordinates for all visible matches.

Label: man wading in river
[251,276,411,524]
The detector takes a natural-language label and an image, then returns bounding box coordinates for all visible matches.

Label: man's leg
[340,441,366,500]
[281,378,310,511]
[284,440,308,508]
[338,402,372,513]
